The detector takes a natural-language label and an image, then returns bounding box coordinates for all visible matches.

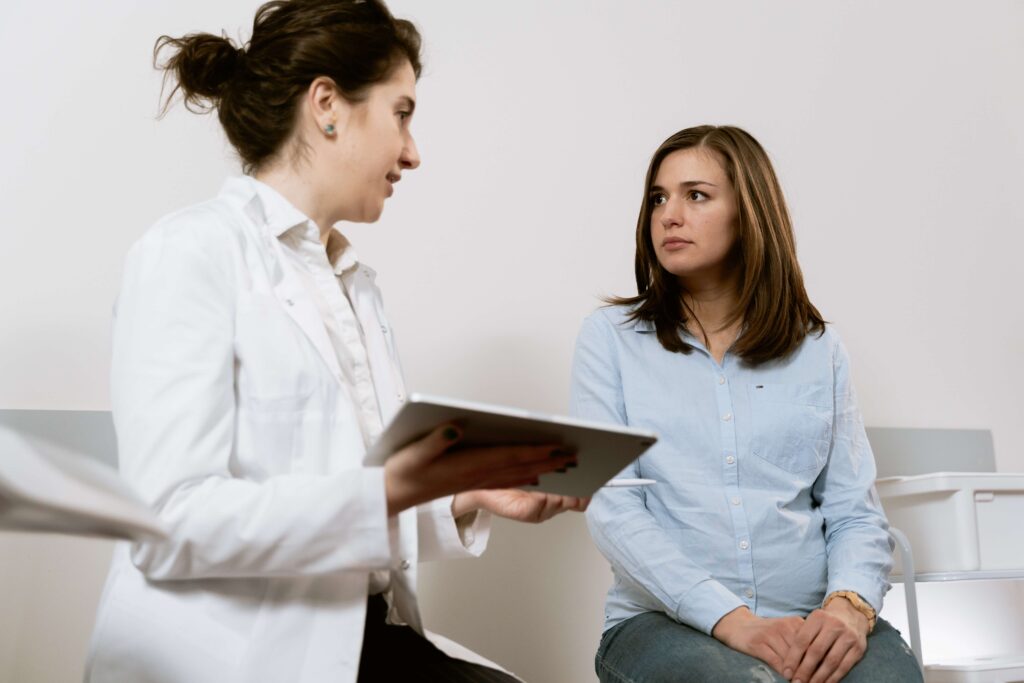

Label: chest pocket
[748,383,833,474]
[234,294,319,411]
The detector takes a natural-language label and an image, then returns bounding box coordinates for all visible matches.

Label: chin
[354,204,385,224]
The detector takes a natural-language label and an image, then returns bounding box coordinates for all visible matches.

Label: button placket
[713,363,757,610]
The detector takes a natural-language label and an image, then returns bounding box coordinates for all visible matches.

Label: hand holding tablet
[367,394,658,499]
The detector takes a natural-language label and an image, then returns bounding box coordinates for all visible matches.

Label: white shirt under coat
[85,176,492,683]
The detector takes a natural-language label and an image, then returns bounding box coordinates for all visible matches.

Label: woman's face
[649,147,739,283]
[332,60,421,223]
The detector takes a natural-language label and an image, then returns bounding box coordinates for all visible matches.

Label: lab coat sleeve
[574,311,745,634]
[112,212,392,580]
[811,331,894,613]
[416,496,491,561]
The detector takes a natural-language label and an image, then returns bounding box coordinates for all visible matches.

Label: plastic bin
[876,472,1024,574]
[925,655,1024,683]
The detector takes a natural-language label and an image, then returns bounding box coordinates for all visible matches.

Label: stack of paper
[0,423,166,540]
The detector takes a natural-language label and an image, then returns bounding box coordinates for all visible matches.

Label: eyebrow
[650,180,718,192]
[397,95,416,114]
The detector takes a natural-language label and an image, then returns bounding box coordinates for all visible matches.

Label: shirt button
[399,559,411,571]
[745,588,754,598]
[722,412,733,422]
[725,455,735,465]
[739,540,749,550]
[731,497,741,506]
[718,375,726,385]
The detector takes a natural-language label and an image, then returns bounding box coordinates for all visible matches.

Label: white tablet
[365,393,658,498]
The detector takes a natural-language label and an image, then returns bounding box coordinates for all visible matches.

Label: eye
[688,190,708,201]
[649,193,667,207]
[397,111,411,124]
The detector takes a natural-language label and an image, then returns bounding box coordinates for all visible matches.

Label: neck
[679,269,741,334]
[255,165,336,246]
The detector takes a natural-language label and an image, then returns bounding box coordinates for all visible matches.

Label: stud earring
[325,123,336,135]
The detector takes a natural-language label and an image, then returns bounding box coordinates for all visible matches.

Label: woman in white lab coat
[85,2,583,681]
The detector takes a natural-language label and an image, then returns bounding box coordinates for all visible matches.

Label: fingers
[782,616,821,681]
[461,448,578,489]
[808,633,860,683]
[762,617,805,675]
[389,428,582,514]
[791,617,843,683]
[753,643,785,676]
[475,444,577,471]
[822,644,865,683]
[539,494,569,522]
[759,632,789,674]
[541,495,590,521]
[517,494,588,524]
[407,423,463,463]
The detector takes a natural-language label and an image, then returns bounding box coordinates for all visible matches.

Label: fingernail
[783,670,792,679]
[443,427,459,441]
[551,447,574,458]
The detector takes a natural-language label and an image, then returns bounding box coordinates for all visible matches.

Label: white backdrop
[2,1,1022,681]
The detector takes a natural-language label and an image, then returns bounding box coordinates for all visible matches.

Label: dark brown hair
[154,0,421,173]
[610,125,825,365]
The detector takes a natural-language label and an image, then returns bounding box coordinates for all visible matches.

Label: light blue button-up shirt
[571,306,893,636]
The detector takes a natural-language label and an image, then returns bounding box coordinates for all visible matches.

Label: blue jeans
[595,612,923,683]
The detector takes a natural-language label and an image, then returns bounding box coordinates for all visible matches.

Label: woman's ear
[307,76,343,136]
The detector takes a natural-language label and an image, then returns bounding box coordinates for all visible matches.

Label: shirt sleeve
[812,334,894,613]
[417,496,491,561]
[114,215,392,580]
[573,312,744,634]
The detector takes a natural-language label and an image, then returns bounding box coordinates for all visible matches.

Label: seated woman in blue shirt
[571,125,922,683]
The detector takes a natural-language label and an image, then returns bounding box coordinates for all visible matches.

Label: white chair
[866,427,1023,671]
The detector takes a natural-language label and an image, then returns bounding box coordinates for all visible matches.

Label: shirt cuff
[675,578,746,635]
[825,572,889,614]
[416,495,491,561]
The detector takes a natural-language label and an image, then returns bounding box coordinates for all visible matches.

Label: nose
[659,196,685,230]
[401,134,421,170]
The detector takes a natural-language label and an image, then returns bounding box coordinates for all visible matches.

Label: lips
[661,237,693,251]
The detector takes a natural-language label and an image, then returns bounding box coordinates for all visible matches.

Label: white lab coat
[85,178,495,683]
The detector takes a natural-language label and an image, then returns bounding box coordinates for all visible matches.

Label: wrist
[451,491,482,519]
[823,591,875,634]
[384,463,417,516]
[712,606,753,642]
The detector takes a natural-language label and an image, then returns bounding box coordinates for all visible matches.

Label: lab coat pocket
[749,383,833,474]
[234,294,318,411]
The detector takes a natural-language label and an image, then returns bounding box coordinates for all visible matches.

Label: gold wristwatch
[823,591,877,633]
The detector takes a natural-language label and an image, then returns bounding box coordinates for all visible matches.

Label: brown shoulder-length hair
[609,125,825,365]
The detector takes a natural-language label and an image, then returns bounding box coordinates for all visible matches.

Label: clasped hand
[712,599,869,683]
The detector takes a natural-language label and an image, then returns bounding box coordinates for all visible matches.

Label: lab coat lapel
[270,252,346,388]
[231,177,348,388]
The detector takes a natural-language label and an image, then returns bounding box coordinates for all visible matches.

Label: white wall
[2,1,1023,681]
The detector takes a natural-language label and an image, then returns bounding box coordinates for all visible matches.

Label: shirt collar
[236,175,361,276]
[633,318,656,333]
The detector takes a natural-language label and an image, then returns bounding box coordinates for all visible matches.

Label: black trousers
[357,595,520,682]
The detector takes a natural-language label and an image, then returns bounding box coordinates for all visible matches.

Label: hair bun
[155,32,243,109]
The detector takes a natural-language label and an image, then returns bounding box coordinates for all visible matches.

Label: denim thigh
[840,618,923,683]
[595,611,784,683]
[595,612,922,683]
